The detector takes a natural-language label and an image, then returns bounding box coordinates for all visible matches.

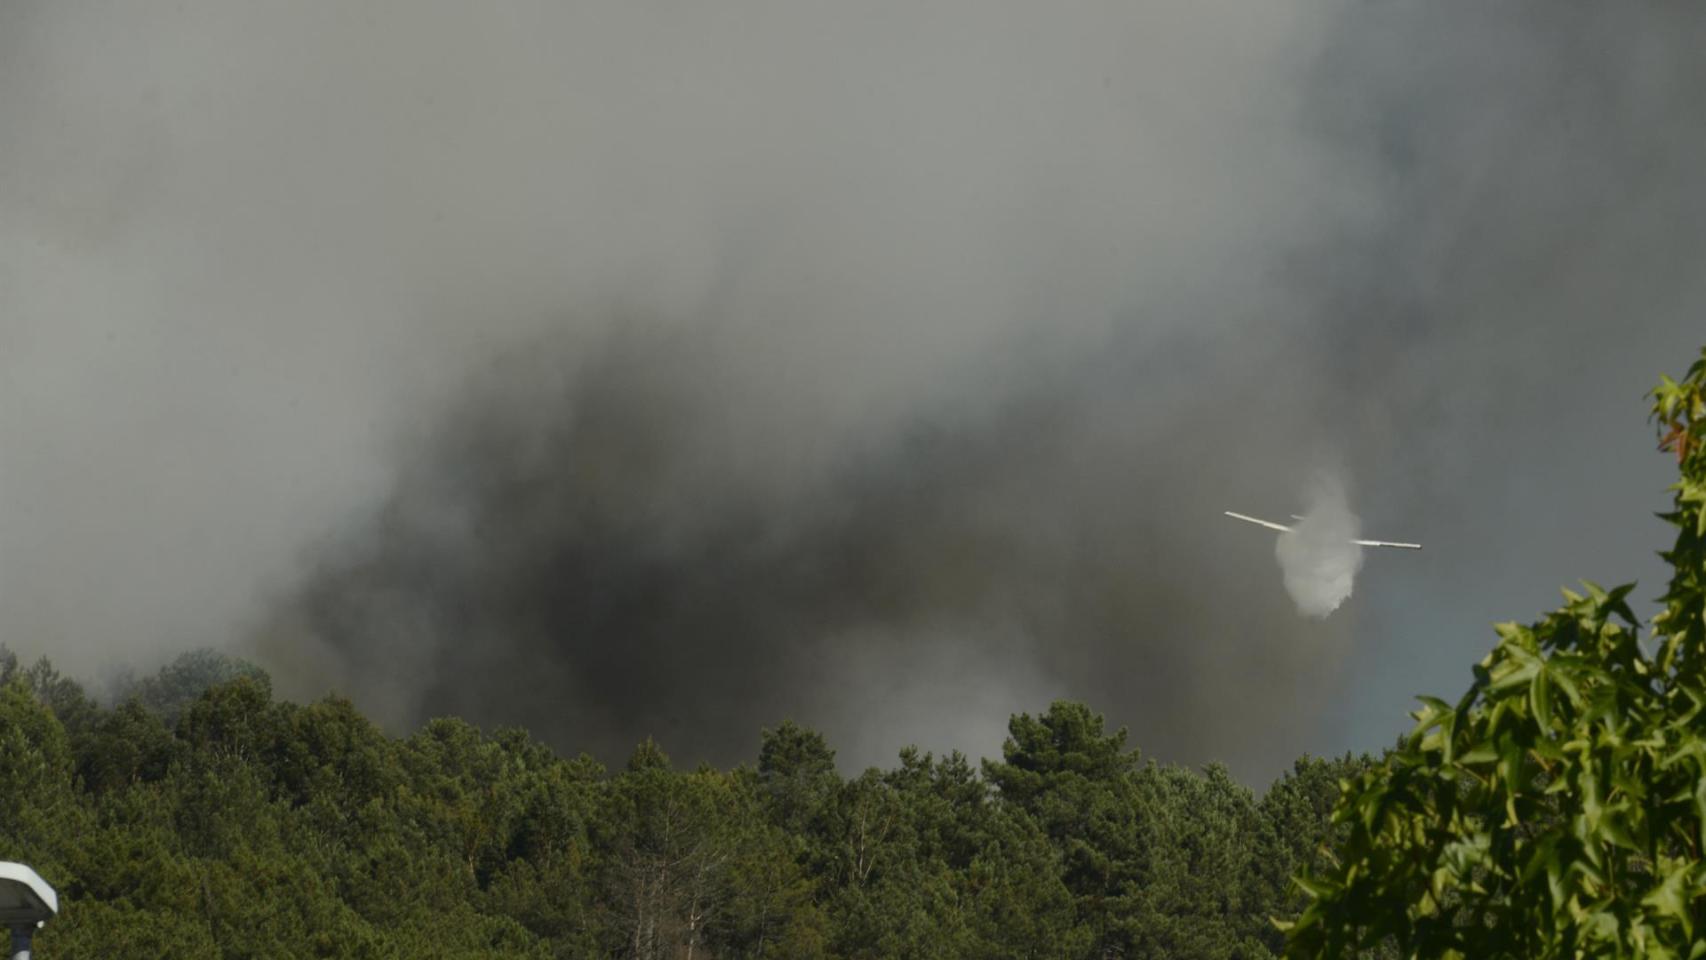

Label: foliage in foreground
[1288,346,1706,959]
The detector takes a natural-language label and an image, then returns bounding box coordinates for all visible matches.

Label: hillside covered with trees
[0,643,1361,959]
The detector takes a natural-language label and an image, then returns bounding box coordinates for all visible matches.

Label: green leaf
[1642,865,1693,939]
[1531,665,1555,731]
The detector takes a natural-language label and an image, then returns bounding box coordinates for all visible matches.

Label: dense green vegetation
[1291,346,1706,958]
[0,644,1363,959]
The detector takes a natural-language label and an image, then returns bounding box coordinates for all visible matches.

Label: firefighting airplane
[1222,511,1422,550]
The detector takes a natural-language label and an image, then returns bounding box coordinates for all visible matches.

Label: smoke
[253,325,1327,772]
[1276,477,1364,619]
[6,3,1706,781]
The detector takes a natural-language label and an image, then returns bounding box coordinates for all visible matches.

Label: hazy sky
[3,2,1703,782]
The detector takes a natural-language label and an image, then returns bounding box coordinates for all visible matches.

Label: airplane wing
[1224,511,1421,550]
[1352,538,1422,550]
[1223,511,1291,532]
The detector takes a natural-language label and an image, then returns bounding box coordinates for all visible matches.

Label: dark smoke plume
[260,323,1346,774]
[6,3,1706,781]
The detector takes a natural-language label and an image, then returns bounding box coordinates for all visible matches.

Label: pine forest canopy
[0,647,1357,959]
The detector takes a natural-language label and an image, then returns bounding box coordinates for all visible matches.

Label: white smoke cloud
[1275,476,1364,618]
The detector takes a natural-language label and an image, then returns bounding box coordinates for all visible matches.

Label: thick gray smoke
[1277,477,1364,619]
[6,3,1706,781]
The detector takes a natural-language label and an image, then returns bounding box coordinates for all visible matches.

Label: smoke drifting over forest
[4,3,1706,780]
